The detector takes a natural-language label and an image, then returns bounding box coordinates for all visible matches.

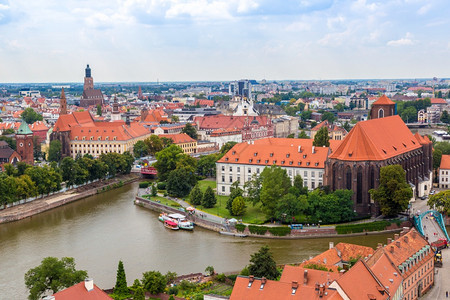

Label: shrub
[168,286,178,295]
[227,274,237,281]
[303,263,329,271]
[240,266,250,276]
[139,181,149,188]
[235,224,246,232]
[248,225,269,235]
[216,273,226,283]
[268,227,291,236]
[157,182,166,190]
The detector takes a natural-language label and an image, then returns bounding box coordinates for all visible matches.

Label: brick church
[324,96,433,215]
[79,64,104,108]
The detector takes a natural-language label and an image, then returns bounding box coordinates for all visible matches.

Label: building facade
[16,121,34,165]
[310,120,347,141]
[79,64,104,108]
[370,95,396,119]
[439,155,450,188]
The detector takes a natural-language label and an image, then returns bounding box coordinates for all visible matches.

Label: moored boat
[164,220,179,230]
[168,213,194,230]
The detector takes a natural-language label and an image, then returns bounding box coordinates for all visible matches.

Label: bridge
[405,123,430,129]
[413,210,449,244]
[140,166,158,178]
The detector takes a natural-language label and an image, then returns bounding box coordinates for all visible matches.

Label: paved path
[421,211,447,244]
[422,248,450,299]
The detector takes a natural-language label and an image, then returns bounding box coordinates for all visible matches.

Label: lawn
[142,195,181,207]
[188,179,267,224]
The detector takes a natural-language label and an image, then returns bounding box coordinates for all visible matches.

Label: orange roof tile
[372,95,395,105]
[217,138,341,169]
[441,155,450,169]
[53,281,112,299]
[329,116,421,161]
[159,133,196,144]
[280,265,341,286]
[430,98,447,104]
[302,248,342,267]
[335,243,374,261]
[368,252,402,297]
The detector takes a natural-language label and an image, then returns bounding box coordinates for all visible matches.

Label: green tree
[0,173,17,205]
[286,133,295,138]
[205,266,215,276]
[133,287,145,300]
[15,174,38,200]
[48,140,62,162]
[166,167,196,197]
[202,186,217,208]
[189,185,203,206]
[197,153,219,177]
[244,173,262,205]
[226,181,243,215]
[0,135,16,150]
[288,175,308,197]
[343,121,352,132]
[300,110,312,121]
[220,141,237,155]
[151,183,157,197]
[435,141,450,155]
[275,193,302,222]
[427,190,450,215]
[321,111,336,123]
[433,149,442,170]
[154,144,183,181]
[369,165,412,217]
[113,260,129,299]
[141,271,167,294]
[232,196,246,216]
[441,110,450,124]
[308,190,355,223]
[96,104,102,116]
[181,123,198,139]
[171,115,180,122]
[298,131,309,139]
[21,107,43,124]
[144,135,163,155]
[24,257,87,300]
[313,127,330,147]
[133,140,149,158]
[260,166,291,218]
[248,246,280,280]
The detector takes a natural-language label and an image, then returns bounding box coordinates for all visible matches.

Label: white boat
[164,220,179,230]
[158,213,194,230]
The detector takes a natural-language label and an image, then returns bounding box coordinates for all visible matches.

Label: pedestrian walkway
[422,248,450,300]
[420,211,447,244]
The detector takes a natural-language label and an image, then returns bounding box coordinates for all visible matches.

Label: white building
[216,138,341,195]
[439,155,450,189]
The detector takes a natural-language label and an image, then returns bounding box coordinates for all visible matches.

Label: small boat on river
[164,220,179,230]
[158,213,194,230]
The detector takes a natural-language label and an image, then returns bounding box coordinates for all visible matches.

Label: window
[304,171,307,177]
[230,166,232,172]
[257,168,260,173]
[222,176,225,182]
[311,182,315,189]
[222,186,225,192]
[222,166,225,171]
[229,176,233,183]
[311,171,315,178]
[237,167,240,172]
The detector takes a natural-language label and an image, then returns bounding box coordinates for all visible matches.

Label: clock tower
[16,121,34,165]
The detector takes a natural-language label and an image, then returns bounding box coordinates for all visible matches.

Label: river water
[0,182,394,299]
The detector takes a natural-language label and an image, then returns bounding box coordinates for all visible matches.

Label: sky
[0,0,449,83]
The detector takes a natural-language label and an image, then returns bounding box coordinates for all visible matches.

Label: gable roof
[441,155,450,169]
[329,115,421,161]
[368,251,402,297]
[217,138,341,169]
[17,121,33,135]
[159,133,196,144]
[372,95,395,106]
[53,281,112,299]
[335,243,375,262]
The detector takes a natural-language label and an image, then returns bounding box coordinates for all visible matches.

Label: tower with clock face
[16,121,34,165]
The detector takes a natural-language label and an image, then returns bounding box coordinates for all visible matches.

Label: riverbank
[0,173,141,224]
[135,195,407,239]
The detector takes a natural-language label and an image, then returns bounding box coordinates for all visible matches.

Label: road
[422,247,450,300]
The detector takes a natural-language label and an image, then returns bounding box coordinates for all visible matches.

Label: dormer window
[74,136,78,141]
[281,160,285,164]
[82,137,86,140]
[105,137,109,140]
[98,137,101,140]
[286,154,290,158]
[254,152,258,156]
[90,136,94,140]
[306,162,310,166]
[303,154,307,158]
[232,151,236,155]
[270,153,274,157]
[113,137,117,140]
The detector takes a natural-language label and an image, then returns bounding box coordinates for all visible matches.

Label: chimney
[377,243,383,249]
[125,113,130,126]
[390,245,394,253]
[394,233,399,240]
[261,277,267,285]
[249,275,254,283]
[329,242,334,249]
[292,281,299,289]
[85,278,94,291]
[304,270,308,284]
[396,241,401,248]
[404,236,409,243]
[319,284,325,297]
[387,238,392,244]
[412,230,417,238]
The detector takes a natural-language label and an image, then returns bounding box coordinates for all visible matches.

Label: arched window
[378,108,384,118]
[345,167,352,190]
[357,166,363,203]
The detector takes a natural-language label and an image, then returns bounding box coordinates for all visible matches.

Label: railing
[414,210,450,241]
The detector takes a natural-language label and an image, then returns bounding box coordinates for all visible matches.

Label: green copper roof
[17,121,33,135]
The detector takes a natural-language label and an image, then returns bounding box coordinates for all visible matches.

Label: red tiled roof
[159,133,196,144]
[280,265,341,285]
[194,99,214,107]
[29,121,49,132]
[217,138,341,169]
[195,115,271,130]
[372,95,395,105]
[53,281,112,299]
[368,252,402,297]
[441,155,450,169]
[430,98,447,104]
[70,122,150,141]
[335,243,374,261]
[135,109,169,123]
[329,115,421,161]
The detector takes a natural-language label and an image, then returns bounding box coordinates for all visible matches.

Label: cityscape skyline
[0,0,449,83]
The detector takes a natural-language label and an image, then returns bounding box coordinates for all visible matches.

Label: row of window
[71,144,120,148]
[74,136,117,141]
[221,165,323,179]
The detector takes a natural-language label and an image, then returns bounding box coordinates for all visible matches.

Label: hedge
[235,224,246,232]
[268,227,291,236]
[248,225,269,235]
[139,181,149,188]
[335,221,391,234]
[157,182,166,190]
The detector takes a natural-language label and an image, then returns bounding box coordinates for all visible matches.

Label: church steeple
[60,88,67,115]
[111,96,122,122]
[85,64,91,78]
[84,64,94,91]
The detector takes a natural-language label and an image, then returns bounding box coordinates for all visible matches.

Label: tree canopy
[48,140,62,162]
[21,107,43,124]
[369,165,412,217]
[113,260,130,299]
[141,271,167,295]
[260,166,292,218]
[248,246,280,280]
[154,144,183,181]
[24,257,87,300]
[313,127,330,147]
[427,190,450,215]
[181,123,198,139]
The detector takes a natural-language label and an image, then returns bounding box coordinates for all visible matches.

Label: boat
[168,213,194,230]
[164,220,179,230]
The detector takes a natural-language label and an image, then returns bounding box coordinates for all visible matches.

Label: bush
[168,286,178,295]
[235,224,246,232]
[139,181,149,188]
[248,225,269,235]
[157,182,166,190]
[335,221,391,234]
[268,227,291,236]
[240,266,250,276]
[216,273,226,283]
[227,274,237,281]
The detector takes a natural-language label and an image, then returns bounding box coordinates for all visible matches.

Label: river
[0,182,394,299]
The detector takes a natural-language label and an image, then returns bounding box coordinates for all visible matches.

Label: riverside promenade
[0,174,140,224]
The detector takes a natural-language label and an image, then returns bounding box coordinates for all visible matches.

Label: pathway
[421,211,447,244]
[422,248,450,299]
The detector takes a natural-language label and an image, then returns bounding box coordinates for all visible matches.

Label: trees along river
[0,182,393,299]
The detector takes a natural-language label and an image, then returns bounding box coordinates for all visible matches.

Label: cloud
[417,3,432,15]
[387,32,416,46]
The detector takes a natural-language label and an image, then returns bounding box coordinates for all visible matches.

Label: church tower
[370,95,396,119]
[16,121,34,165]
[59,88,67,115]
[111,96,122,121]
[84,64,94,91]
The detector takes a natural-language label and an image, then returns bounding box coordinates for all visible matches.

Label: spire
[17,120,33,135]
[60,88,67,115]
[85,64,91,78]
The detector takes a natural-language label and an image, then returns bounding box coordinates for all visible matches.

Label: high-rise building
[229,79,252,100]
[79,64,104,108]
